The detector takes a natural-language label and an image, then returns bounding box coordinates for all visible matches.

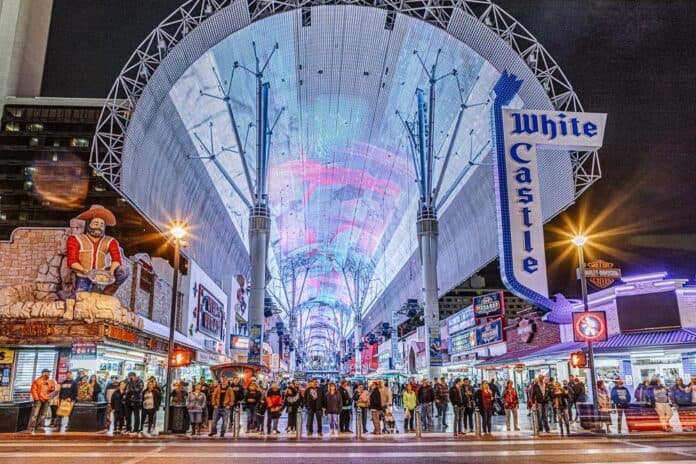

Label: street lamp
[163,221,187,432]
[573,234,598,410]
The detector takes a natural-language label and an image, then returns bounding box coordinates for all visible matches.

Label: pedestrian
[435,376,449,428]
[304,378,324,436]
[647,378,673,431]
[403,383,417,433]
[110,381,127,435]
[197,377,210,427]
[489,377,504,416]
[244,382,262,432]
[266,382,283,434]
[531,375,551,433]
[187,383,207,435]
[206,380,218,431]
[672,377,691,431]
[552,381,571,436]
[76,374,93,402]
[124,372,144,435]
[634,379,649,404]
[596,380,613,433]
[449,378,466,436]
[104,376,119,431]
[567,375,577,421]
[208,376,234,437]
[339,380,353,433]
[141,378,162,435]
[610,377,631,433]
[89,374,102,402]
[324,381,342,435]
[28,369,56,433]
[54,371,78,431]
[462,378,475,432]
[475,380,494,435]
[353,383,369,433]
[417,378,435,431]
[369,381,383,435]
[503,379,520,432]
[284,383,302,433]
[170,380,188,405]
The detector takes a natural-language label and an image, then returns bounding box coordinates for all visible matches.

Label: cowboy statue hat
[76,204,117,226]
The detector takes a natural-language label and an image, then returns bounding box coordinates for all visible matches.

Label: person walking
[110,381,127,435]
[647,378,673,432]
[28,369,56,433]
[124,372,144,435]
[611,378,631,433]
[304,378,324,436]
[244,382,262,432]
[435,376,450,428]
[208,376,234,437]
[284,383,302,433]
[266,382,283,434]
[187,383,207,436]
[196,378,210,427]
[403,383,417,433]
[369,381,383,435]
[449,378,466,436]
[531,375,551,433]
[551,381,571,436]
[353,383,369,433]
[141,378,162,436]
[325,382,342,435]
[417,378,435,431]
[475,380,495,435]
[503,380,520,432]
[596,381,613,433]
[339,380,353,433]
[54,372,78,432]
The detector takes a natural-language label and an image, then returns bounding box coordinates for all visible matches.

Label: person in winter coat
[284,384,302,433]
[28,369,56,432]
[187,383,207,435]
[610,377,631,433]
[475,381,495,434]
[208,376,234,437]
[353,383,369,433]
[403,383,417,433]
[89,375,102,402]
[551,381,571,436]
[141,379,162,435]
[124,372,144,434]
[434,376,450,428]
[417,378,435,431]
[325,382,342,435]
[646,378,673,431]
[304,379,325,436]
[449,378,466,436]
[244,382,263,432]
[266,383,283,434]
[462,378,475,432]
[54,372,78,431]
[110,381,127,434]
[256,391,267,434]
[368,381,384,435]
[338,380,353,433]
[104,376,119,431]
[596,380,613,433]
[634,379,649,404]
[531,375,551,433]
[503,380,520,431]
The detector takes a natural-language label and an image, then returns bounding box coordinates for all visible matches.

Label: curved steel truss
[91,0,599,198]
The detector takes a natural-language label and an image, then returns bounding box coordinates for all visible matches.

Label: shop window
[26,123,44,132]
[70,138,89,148]
[4,122,21,132]
[12,351,58,401]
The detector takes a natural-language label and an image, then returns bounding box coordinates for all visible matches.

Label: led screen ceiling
[168,7,524,339]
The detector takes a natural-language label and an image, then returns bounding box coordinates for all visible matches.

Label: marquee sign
[476,318,504,346]
[473,292,505,319]
[197,284,224,340]
[491,71,607,311]
[585,260,622,289]
[572,311,608,342]
[447,306,475,335]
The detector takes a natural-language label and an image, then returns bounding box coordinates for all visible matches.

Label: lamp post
[163,222,186,432]
[572,235,598,409]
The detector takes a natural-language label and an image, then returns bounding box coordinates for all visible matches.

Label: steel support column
[354,312,362,375]
[248,204,270,363]
[418,208,440,379]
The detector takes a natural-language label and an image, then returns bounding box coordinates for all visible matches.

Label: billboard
[447,306,475,334]
[476,318,504,346]
[473,292,505,319]
[449,329,476,354]
[616,291,680,332]
[248,324,263,365]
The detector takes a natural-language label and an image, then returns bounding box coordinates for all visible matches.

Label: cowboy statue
[66,204,130,295]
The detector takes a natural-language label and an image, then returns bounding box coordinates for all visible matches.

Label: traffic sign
[572,311,608,343]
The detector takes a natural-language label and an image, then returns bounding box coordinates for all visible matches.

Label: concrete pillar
[418,208,441,380]
[247,205,270,364]
[354,312,362,375]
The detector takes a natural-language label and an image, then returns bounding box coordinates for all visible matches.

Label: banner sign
[230,334,249,350]
[248,324,263,365]
[449,329,476,354]
[491,71,606,311]
[71,341,97,360]
[447,306,475,334]
[573,311,608,342]
[476,318,504,346]
[429,326,443,367]
[473,292,505,319]
[585,260,622,289]
[197,284,224,340]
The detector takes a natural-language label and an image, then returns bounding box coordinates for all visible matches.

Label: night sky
[41,0,696,298]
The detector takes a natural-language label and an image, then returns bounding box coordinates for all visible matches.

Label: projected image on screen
[616,291,681,332]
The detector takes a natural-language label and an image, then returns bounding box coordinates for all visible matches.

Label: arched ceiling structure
[92,0,599,353]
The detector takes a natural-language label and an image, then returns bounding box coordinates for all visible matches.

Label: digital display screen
[616,291,681,332]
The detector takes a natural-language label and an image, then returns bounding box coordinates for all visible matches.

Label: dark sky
[42,0,696,297]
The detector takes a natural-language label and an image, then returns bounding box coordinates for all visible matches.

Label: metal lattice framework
[91,0,599,198]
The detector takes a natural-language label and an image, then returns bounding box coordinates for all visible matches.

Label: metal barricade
[355,407,362,439]
[415,406,422,438]
[531,407,539,436]
[295,408,303,440]
[475,407,482,437]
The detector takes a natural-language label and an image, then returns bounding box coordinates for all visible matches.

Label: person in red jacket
[29,369,56,432]
[265,382,283,434]
[503,380,520,431]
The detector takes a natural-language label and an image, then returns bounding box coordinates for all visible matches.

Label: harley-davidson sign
[585,260,622,289]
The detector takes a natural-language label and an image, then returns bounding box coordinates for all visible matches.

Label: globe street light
[164,222,187,432]
[573,234,598,410]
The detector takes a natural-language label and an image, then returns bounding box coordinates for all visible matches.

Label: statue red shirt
[66,234,122,277]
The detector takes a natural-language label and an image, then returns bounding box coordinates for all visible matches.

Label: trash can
[0,401,32,432]
[68,401,107,432]
[168,404,190,433]
[577,402,604,430]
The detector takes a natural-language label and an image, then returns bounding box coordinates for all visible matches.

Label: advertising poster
[429,326,443,366]
[248,323,263,365]
[473,292,505,319]
[476,318,504,346]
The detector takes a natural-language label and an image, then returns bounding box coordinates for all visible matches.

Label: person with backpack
[610,377,631,433]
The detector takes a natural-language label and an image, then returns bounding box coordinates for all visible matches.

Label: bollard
[453,406,458,437]
[232,405,241,438]
[415,407,422,439]
[475,407,482,438]
[295,408,302,440]
[531,407,539,436]
[356,408,362,439]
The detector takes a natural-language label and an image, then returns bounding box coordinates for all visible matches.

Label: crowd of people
[27,369,696,437]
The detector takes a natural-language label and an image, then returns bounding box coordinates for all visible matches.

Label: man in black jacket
[531,375,551,433]
[417,378,434,431]
[449,378,466,436]
[54,372,78,431]
[338,380,353,433]
[124,372,144,435]
[304,379,324,436]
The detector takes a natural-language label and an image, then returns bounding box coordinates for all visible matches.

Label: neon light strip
[621,272,668,283]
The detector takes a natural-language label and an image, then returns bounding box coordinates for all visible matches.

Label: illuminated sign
[447,306,475,334]
[197,284,224,340]
[585,260,622,289]
[230,335,249,350]
[449,329,476,354]
[490,71,606,311]
[476,318,504,346]
[71,341,97,360]
[473,292,505,319]
[572,311,608,342]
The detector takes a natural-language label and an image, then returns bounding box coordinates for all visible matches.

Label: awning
[476,346,550,368]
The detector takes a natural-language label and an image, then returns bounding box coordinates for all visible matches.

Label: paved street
[2,435,696,464]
